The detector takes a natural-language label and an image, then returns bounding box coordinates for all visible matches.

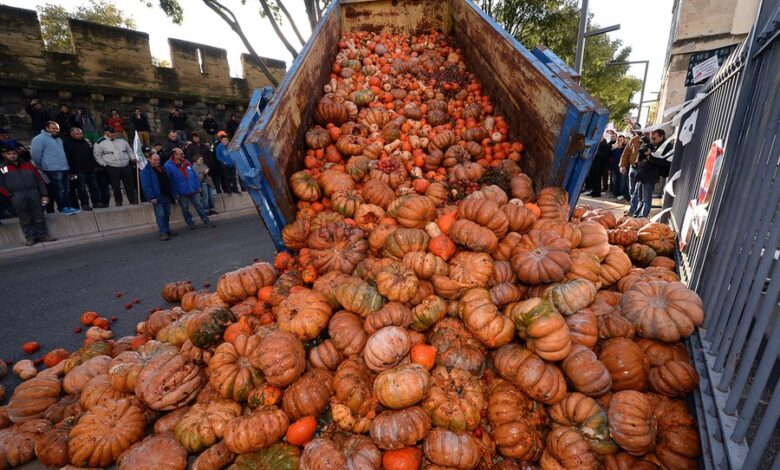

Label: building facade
[655,0,759,123]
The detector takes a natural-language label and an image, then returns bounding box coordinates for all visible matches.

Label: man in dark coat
[64,127,105,210]
[25,99,52,133]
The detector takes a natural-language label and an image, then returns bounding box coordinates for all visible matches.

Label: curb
[0,207,257,261]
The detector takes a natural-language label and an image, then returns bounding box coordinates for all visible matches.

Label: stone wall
[0,5,287,144]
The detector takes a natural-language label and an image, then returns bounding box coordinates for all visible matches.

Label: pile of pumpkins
[0,30,704,470]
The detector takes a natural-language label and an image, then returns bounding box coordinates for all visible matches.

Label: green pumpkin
[543,279,598,315]
[381,122,401,143]
[335,277,385,317]
[626,243,657,266]
[157,313,196,347]
[187,307,234,348]
[411,295,447,331]
[506,298,561,337]
[578,403,618,455]
[341,59,361,70]
[228,442,301,470]
[62,340,114,373]
[350,89,374,107]
[346,155,371,182]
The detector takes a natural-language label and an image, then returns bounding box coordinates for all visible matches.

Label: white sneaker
[616,196,625,201]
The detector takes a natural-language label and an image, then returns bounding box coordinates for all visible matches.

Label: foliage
[480,0,642,119]
[37,1,136,54]
[152,57,172,68]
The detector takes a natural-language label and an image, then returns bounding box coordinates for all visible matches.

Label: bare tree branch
[258,0,299,58]
[202,0,279,87]
[303,0,317,30]
[274,0,306,46]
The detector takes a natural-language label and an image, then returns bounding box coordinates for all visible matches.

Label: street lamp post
[608,60,649,125]
[574,0,620,76]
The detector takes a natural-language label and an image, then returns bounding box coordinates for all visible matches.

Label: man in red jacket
[0,146,56,245]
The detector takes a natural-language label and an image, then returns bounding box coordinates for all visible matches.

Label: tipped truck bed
[230,0,609,250]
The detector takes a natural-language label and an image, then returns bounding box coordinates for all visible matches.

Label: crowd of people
[0,99,246,246]
[584,123,675,218]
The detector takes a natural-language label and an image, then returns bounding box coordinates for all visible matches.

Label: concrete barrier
[0,193,257,255]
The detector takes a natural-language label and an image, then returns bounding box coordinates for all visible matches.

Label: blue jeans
[200,182,215,210]
[75,172,101,207]
[152,199,172,235]
[628,166,639,214]
[634,181,656,217]
[45,170,70,211]
[178,193,210,226]
[176,130,188,143]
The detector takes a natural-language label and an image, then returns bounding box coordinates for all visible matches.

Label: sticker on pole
[691,55,720,84]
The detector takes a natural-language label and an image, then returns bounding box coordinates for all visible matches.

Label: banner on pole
[133,132,147,171]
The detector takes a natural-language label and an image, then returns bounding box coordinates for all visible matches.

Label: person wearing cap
[164,148,215,230]
[0,146,56,245]
[215,134,238,194]
[64,127,105,210]
[0,128,29,161]
[184,132,214,165]
[30,121,80,214]
[140,152,175,240]
[93,126,137,206]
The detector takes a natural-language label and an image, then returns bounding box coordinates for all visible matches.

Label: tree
[152,57,172,68]
[152,0,331,87]
[481,0,642,119]
[37,1,136,53]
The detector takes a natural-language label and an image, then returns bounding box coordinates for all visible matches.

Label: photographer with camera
[632,128,675,217]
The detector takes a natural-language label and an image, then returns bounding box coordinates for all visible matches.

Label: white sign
[692,55,720,84]
[679,109,698,146]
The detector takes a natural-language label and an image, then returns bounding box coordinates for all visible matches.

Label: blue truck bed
[229,0,609,250]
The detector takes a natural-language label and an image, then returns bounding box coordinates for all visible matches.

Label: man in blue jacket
[215,135,239,194]
[164,148,215,230]
[140,152,175,240]
[30,121,80,214]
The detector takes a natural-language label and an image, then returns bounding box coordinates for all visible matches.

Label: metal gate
[662,0,780,467]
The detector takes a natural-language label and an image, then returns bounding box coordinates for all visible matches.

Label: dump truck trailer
[228,0,609,249]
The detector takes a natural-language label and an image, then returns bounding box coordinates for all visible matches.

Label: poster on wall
[685,44,738,86]
[699,139,724,207]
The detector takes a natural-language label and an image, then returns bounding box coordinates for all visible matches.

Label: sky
[2,0,674,122]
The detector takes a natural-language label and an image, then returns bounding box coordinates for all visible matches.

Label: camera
[638,136,655,158]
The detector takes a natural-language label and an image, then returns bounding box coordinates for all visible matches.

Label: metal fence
[662,0,780,468]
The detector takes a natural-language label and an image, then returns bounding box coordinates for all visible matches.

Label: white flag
[133,131,147,170]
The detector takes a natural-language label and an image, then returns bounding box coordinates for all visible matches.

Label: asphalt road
[0,214,276,399]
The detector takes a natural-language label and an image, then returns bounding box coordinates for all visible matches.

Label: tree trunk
[258,0,299,59]
[275,0,307,46]
[202,0,279,87]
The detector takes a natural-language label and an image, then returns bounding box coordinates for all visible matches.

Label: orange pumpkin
[510,230,572,285]
[598,338,650,392]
